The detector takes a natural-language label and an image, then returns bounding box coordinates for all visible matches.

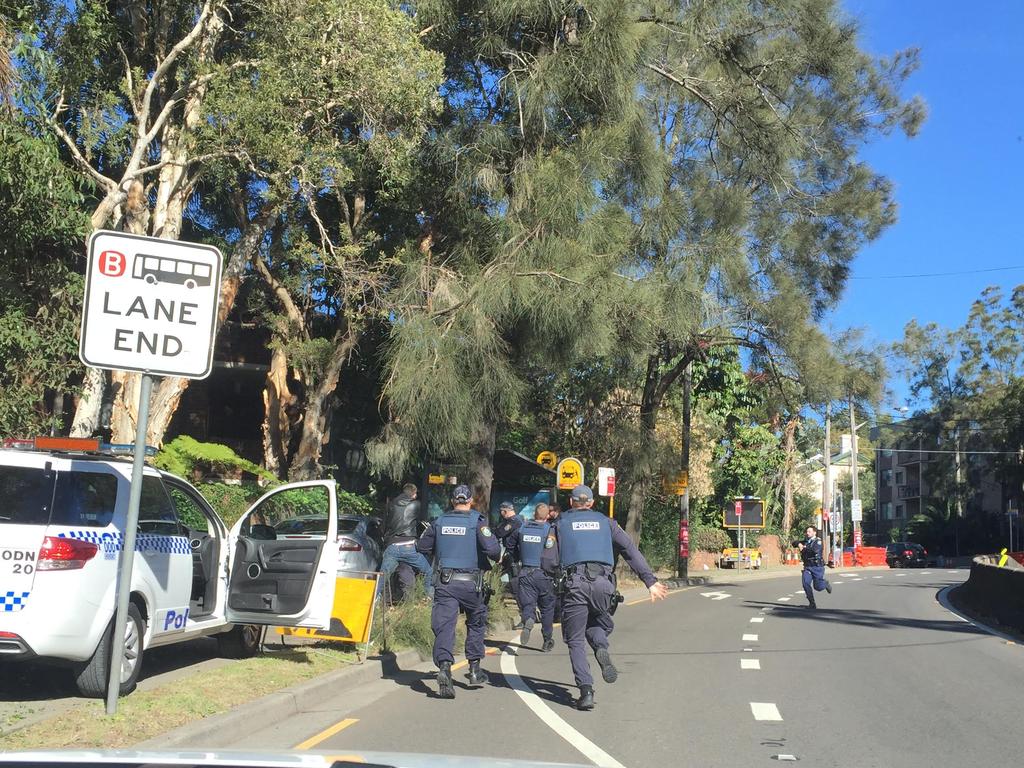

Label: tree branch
[49,95,117,192]
[645,63,718,114]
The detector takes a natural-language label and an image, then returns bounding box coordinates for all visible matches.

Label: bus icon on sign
[131,254,213,290]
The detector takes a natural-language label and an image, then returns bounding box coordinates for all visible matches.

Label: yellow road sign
[278,574,378,643]
[536,451,558,469]
[662,471,688,495]
[556,457,584,490]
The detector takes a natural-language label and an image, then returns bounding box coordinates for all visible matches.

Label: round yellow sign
[536,451,558,469]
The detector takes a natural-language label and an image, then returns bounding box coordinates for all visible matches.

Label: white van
[0,439,339,697]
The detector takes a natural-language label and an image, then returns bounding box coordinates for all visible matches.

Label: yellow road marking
[452,646,500,671]
[293,717,359,750]
[625,586,694,606]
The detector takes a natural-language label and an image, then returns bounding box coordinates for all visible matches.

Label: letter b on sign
[98,250,126,277]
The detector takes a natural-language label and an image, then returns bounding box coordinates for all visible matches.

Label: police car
[0,437,339,698]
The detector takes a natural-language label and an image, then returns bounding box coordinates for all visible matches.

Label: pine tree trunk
[782,416,798,535]
[262,346,294,480]
[288,329,359,481]
[465,417,498,516]
[625,472,650,545]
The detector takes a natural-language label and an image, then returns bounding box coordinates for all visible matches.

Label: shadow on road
[741,600,986,636]
[0,636,222,704]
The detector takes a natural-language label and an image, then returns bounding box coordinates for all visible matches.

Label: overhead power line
[850,265,1024,280]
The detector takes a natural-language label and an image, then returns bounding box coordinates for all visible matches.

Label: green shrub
[690,525,731,553]
[196,482,264,528]
[154,436,275,483]
[639,496,679,570]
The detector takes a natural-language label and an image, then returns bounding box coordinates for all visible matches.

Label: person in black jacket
[793,525,832,609]
[379,484,433,601]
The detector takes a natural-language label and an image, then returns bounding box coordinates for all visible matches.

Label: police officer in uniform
[794,525,832,608]
[494,500,525,625]
[513,502,557,652]
[416,484,500,699]
[555,485,668,710]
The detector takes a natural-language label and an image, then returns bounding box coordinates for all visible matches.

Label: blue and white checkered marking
[1,591,30,612]
[58,531,190,558]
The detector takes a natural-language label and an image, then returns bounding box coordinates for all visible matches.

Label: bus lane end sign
[80,230,224,379]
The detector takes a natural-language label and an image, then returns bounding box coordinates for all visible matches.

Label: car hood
[0,749,589,768]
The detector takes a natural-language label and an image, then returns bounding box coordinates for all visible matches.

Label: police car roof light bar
[1,436,156,457]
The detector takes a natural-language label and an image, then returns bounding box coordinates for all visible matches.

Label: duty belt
[520,566,554,577]
[564,562,612,578]
[448,571,480,582]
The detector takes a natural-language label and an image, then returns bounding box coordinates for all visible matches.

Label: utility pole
[850,397,861,553]
[677,361,692,581]
[823,406,832,563]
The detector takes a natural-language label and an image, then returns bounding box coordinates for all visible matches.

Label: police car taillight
[338,537,362,552]
[37,536,99,570]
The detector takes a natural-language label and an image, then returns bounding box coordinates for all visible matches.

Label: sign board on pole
[597,467,616,496]
[80,230,223,378]
[662,471,688,496]
[279,573,380,661]
[556,457,584,490]
[536,451,558,469]
[723,498,765,529]
[850,499,863,522]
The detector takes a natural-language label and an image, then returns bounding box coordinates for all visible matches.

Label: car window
[168,485,210,533]
[243,486,330,538]
[52,470,118,527]
[0,465,57,525]
[138,476,184,536]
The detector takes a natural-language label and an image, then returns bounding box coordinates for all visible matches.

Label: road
[188,567,1024,766]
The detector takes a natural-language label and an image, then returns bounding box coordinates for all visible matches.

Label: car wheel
[217,624,263,658]
[74,602,145,698]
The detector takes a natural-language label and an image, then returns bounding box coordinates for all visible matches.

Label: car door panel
[225,481,338,628]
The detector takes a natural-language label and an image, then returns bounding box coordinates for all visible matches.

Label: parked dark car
[886,541,928,568]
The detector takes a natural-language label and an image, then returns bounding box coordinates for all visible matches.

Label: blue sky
[831,0,1023,410]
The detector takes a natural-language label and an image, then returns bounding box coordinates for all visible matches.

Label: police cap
[570,484,593,502]
[451,484,473,503]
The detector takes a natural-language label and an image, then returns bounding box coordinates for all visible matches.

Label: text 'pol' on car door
[225,480,338,629]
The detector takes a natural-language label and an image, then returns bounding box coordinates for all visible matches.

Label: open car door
[225,480,338,628]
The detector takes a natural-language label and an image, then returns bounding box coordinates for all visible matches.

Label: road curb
[136,648,424,749]
[937,585,1023,645]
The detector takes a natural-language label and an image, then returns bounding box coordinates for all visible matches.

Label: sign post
[80,231,222,714]
[598,467,616,518]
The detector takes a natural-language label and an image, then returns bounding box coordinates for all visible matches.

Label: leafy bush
[690,524,731,553]
[639,496,680,570]
[196,482,265,528]
[154,436,275,483]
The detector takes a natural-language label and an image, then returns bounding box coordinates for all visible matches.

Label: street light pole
[824,406,833,562]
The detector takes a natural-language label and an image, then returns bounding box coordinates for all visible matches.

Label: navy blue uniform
[513,520,558,643]
[417,510,500,666]
[799,536,831,606]
[555,510,656,688]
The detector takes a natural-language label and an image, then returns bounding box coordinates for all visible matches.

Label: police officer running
[555,485,669,710]
[794,525,832,609]
[416,484,500,699]
[513,502,557,652]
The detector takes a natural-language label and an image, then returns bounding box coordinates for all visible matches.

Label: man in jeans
[379,484,433,601]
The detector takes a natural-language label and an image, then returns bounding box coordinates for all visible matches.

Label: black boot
[467,659,490,685]
[437,661,455,699]
[542,636,554,652]
[825,580,833,594]
[576,685,595,710]
[595,647,618,683]
[520,618,534,646]
[807,600,817,609]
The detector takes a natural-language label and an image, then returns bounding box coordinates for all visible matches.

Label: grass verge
[0,643,356,751]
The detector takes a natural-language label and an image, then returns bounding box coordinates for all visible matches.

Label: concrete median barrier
[960,556,1024,632]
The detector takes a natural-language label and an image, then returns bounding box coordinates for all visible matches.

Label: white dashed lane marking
[750,617,764,623]
[742,634,759,642]
[741,659,761,670]
[921,571,932,575]
[701,591,732,600]
[872,575,883,579]
[750,702,783,721]
[777,597,791,602]
[840,573,856,577]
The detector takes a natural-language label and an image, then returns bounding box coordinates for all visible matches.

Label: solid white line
[936,585,1022,644]
[750,702,783,721]
[742,634,759,642]
[499,637,625,768]
[740,659,761,670]
[777,597,791,602]
[750,617,765,623]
